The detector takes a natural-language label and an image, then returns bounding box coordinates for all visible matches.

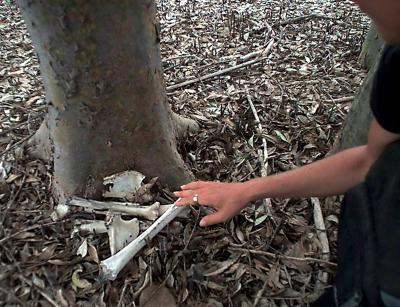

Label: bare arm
[174,119,400,226]
[245,120,399,199]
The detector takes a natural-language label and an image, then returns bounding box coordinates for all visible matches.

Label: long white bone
[100,202,186,280]
[68,197,160,220]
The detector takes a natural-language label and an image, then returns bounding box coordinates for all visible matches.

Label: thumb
[199,211,226,227]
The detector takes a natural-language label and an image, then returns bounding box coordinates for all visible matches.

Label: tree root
[172,112,199,138]
[27,120,52,162]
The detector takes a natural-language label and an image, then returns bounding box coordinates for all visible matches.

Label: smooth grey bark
[358,23,384,70]
[18,0,194,200]
[336,25,385,151]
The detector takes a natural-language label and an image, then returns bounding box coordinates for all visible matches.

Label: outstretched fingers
[181,181,207,190]
[199,211,226,227]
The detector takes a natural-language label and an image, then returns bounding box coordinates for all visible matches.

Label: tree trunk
[358,23,384,70]
[18,0,193,200]
[336,24,385,151]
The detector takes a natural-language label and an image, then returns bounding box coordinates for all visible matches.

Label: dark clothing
[370,45,400,133]
[312,46,400,306]
[313,141,400,307]
[336,141,400,306]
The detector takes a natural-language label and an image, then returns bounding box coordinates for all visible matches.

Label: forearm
[175,120,399,227]
[244,145,375,200]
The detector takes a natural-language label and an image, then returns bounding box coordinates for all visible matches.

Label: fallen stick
[311,198,330,258]
[251,14,334,35]
[276,14,333,27]
[240,50,264,62]
[229,246,336,267]
[326,96,354,104]
[166,40,274,92]
[247,94,272,215]
[0,219,71,245]
[240,40,274,62]
[100,202,186,280]
[252,274,270,307]
[311,197,330,292]
[18,275,59,307]
[0,133,34,157]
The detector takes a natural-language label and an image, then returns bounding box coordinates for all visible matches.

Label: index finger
[181,181,207,190]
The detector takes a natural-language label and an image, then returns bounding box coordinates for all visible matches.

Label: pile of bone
[52,171,187,280]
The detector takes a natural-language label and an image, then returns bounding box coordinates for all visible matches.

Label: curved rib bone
[100,202,186,280]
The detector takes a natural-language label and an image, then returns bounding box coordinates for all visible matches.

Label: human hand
[174,181,250,227]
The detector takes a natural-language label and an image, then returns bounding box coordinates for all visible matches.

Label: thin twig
[0,174,26,235]
[264,219,284,251]
[325,96,354,104]
[276,14,334,27]
[252,276,269,307]
[0,133,34,157]
[138,209,201,307]
[246,93,272,215]
[229,246,337,267]
[0,219,71,244]
[0,287,25,306]
[118,279,131,307]
[166,40,274,91]
[18,275,59,307]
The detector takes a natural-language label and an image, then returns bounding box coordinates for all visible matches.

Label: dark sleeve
[370,45,400,134]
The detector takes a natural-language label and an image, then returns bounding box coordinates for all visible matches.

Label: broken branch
[247,94,272,215]
[166,40,274,92]
[311,197,330,291]
[229,246,336,267]
[276,14,334,27]
[326,96,354,104]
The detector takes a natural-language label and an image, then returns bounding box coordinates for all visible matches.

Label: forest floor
[0,0,369,306]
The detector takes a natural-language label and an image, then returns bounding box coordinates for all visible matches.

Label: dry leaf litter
[0,0,369,306]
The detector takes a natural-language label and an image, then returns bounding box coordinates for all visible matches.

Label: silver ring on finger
[193,194,199,205]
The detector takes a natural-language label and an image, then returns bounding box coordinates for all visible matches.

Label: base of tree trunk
[29,111,198,162]
[19,0,197,201]
[27,109,197,200]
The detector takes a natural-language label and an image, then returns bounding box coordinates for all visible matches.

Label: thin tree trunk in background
[337,24,385,151]
[18,0,193,200]
[358,23,385,70]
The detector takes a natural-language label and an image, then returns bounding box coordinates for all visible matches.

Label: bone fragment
[68,197,160,221]
[100,203,187,280]
[52,203,70,220]
[107,215,139,255]
[73,220,108,235]
[103,170,145,200]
